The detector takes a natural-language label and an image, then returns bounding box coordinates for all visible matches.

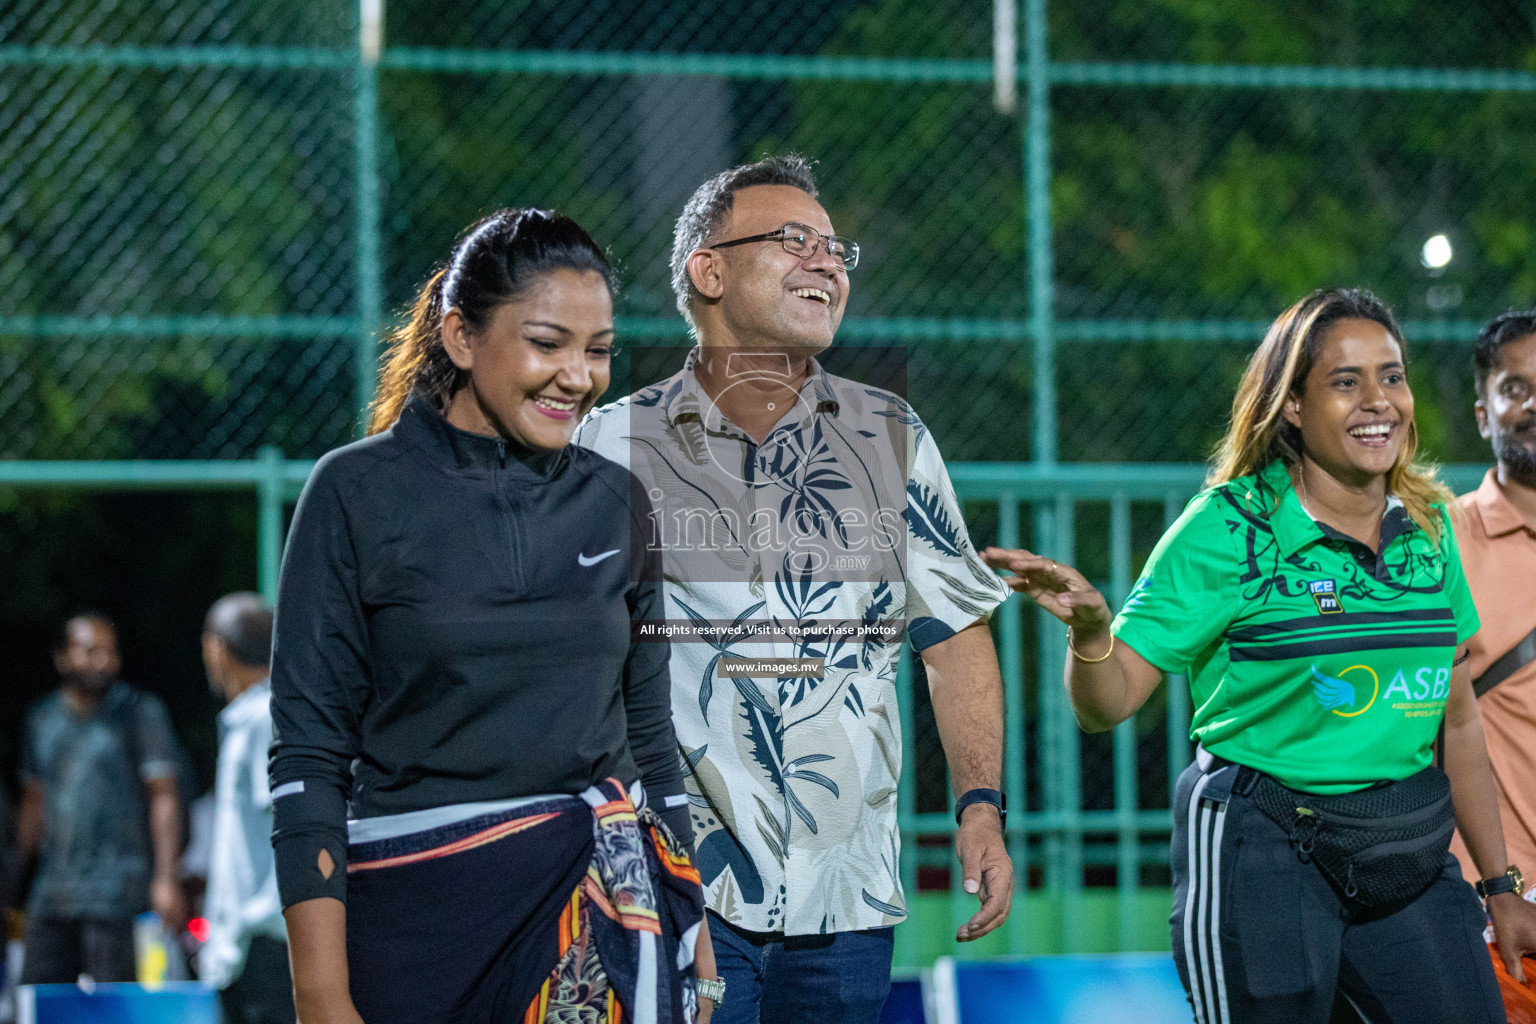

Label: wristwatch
[697,976,726,1005]
[954,788,1007,828]
[1475,864,1525,900]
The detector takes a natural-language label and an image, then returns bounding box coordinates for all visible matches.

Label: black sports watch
[954,788,1006,828]
[1476,864,1524,900]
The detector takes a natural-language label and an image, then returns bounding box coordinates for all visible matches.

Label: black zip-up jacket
[269,392,688,908]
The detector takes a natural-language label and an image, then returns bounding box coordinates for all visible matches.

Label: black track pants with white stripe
[1170,758,1505,1024]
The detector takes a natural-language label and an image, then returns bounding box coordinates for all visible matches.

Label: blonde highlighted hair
[1209,287,1451,542]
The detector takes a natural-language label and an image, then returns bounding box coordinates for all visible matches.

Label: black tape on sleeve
[271,780,350,908]
[659,802,695,859]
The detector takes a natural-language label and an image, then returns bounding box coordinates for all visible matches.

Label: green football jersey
[1112,459,1478,794]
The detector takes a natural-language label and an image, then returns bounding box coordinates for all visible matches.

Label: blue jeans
[707,911,895,1024]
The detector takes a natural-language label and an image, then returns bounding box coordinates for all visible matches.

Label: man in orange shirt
[1450,309,1536,1016]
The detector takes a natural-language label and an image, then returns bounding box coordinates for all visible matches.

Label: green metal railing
[0,456,1491,955]
[0,451,309,600]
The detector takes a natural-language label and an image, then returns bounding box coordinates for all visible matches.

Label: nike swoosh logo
[578,549,621,567]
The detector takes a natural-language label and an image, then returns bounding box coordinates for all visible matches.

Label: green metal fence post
[1109,494,1138,950]
[1025,0,1062,947]
[257,446,285,601]
[1034,500,1063,894]
[354,0,384,428]
[1054,490,1084,951]
[1025,0,1054,466]
[997,493,1028,954]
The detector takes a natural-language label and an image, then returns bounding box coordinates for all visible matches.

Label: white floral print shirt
[575,348,1007,935]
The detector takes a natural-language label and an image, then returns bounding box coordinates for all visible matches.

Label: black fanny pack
[1246,764,1454,912]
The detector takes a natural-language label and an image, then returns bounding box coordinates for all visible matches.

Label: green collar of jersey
[1254,459,1326,557]
[1243,458,1417,559]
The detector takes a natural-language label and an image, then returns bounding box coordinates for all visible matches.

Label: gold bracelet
[1067,627,1115,663]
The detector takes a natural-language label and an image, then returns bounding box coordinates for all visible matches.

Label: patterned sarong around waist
[345,779,704,1024]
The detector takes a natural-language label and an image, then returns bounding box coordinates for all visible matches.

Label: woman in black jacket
[269,209,713,1024]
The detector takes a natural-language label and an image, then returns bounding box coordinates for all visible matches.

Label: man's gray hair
[670,154,819,335]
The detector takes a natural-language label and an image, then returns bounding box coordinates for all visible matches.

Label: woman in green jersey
[985,288,1536,1024]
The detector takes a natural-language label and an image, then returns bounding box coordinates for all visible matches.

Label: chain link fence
[6,0,1535,462]
[4,0,1536,944]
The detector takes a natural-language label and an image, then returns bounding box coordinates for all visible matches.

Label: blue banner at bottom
[17,982,217,1024]
[882,954,1190,1024]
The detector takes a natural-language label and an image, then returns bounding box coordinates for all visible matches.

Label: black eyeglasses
[710,222,860,270]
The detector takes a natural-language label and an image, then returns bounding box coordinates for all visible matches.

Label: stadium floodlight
[1420,234,1453,270]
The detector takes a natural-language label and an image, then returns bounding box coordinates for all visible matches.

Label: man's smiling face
[710,184,848,352]
[1478,331,1536,485]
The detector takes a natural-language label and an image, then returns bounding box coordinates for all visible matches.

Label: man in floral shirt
[576,154,1012,1023]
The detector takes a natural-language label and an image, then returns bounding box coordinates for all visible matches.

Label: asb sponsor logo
[1309,664,1378,716]
[1309,579,1344,614]
[1384,666,1452,718]
[1309,663,1451,718]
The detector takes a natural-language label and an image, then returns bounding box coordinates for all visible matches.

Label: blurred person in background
[577,154,1013,1024]
[1448,309,1536,1015]
[16,612,186,984]
[270,209,709,1024]
[199,592,290,1024]
[985,288,1536,1024]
